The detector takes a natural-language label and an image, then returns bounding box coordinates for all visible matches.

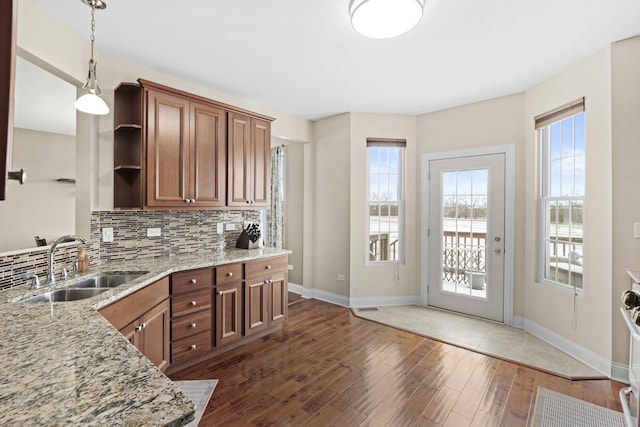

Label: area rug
[530,387,625,427]
[173,379,218,427]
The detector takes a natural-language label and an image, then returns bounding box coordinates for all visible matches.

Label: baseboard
[513,315,525,329]
[287,285,420,309]
[522,317,628,383]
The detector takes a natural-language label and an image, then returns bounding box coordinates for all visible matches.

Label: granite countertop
[0,248,290,426]
[627,269,640,284]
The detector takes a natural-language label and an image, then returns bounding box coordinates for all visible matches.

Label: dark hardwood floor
[169,299,626,426]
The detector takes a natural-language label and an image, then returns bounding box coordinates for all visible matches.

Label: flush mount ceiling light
[350,0,424,39]
[75,0,109,115]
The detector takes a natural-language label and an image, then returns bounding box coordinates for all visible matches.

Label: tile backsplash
[0,209,261,290]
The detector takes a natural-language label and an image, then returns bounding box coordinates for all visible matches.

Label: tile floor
[351,304,605,380]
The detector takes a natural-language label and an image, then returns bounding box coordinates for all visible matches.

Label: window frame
[366,138,406,265]
[536,99,585,294]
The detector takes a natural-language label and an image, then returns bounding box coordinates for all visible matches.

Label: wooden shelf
[115,124,142,131]
[115,165,142,171]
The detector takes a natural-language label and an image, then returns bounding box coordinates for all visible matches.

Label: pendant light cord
[90,4,96,61]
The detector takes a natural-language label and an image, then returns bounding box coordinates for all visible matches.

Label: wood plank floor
[169,299,626,426]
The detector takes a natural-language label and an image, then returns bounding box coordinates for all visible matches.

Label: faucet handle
[72,261,79,278]
[61,267,68,281]
[25,273,41,289]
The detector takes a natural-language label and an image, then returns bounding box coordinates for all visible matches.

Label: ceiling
[35,0,640,121]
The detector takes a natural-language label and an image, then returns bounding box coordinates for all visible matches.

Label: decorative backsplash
[0,209,260,290]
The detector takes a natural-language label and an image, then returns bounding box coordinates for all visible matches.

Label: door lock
[494,236,501,242]
[495,248,502,254]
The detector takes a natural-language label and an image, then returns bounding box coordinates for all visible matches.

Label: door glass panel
[441,169,488,299]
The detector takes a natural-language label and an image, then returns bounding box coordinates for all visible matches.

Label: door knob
[8,169,26,184]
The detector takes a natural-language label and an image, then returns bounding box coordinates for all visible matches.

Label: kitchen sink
[21,287,112,303]
[20,271,149,303]
[69,272,149,289]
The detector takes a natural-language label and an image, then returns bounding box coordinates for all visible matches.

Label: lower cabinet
[215,282,243,346]
[100,277,171,372]
[245,256,288,336]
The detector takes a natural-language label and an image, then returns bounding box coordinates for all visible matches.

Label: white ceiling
[35,0,640,120]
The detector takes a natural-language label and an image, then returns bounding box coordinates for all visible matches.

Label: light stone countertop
[627,269,640,285]
[0,248,290,426]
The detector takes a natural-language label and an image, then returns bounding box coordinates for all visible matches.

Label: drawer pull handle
[226,272,233,277]
[266,265,271,270]
[190,344,197,350]
[190,323,197,328]
[189,279,197,284]
[190,301,197,306]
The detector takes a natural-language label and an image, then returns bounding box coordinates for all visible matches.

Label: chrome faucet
[45,235,87,285]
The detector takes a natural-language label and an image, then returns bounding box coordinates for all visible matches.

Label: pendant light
[350,0,425,39]
[75,0,109,115]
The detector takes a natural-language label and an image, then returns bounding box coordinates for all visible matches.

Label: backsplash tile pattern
[0,209,260,290]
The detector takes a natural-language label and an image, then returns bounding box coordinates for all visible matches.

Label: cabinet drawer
[216,263,243,285]
[245,256,287,279]
[172,268,212,295]
[171,330,212,364]
[172,289,211,317]
[171,309,212,341]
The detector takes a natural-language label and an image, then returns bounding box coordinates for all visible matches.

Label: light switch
[634,223,640,239]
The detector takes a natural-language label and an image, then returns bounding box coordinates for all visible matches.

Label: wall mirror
[0,54,77,253]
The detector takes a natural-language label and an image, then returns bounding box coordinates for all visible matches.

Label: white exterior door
[427,154,505,322]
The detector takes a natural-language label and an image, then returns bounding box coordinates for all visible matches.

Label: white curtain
[265,146,284,248]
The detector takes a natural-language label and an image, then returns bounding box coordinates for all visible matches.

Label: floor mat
[531,387,625,427]
[173,379,218,427]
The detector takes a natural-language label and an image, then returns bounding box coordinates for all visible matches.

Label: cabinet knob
[189,278,197,284]
[135,324,143,332]
[190,323,197,329]
[190,344,197,350]
[226,272,233,277]
[141,323,146,329]
[190,300,197,306]
[266,265,271,270]
[219,291,224,296]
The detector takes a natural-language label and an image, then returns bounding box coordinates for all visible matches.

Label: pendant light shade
[350,0,425,39]
[76,0,109,115]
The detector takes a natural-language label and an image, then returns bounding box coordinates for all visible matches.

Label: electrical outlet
[216,223,224,234]
[225,223,236,231]
[147,228,161,237]
[635,223,640,239]
[288,264,294,271]
[102,227,114,243]
[337,274,345,281]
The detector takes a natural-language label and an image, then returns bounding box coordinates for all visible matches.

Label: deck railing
[442,231,486,285]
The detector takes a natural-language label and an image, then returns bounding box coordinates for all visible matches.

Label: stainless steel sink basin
[21,271,149,303]
[22,287,112,303]
[69,272,148,289]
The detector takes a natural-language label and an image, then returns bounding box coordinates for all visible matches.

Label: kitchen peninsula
[0,248,289,426]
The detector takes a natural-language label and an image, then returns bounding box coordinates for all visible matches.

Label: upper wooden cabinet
[113,79,273,209]
[0,0,17,201]
[228,113,271,207]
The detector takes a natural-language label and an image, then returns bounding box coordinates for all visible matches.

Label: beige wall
[612,37,640,365]
[282,139,305,284]
[2,128,76,251]
[416,94,526,316]
[524,48,613,360]
[311,114,351,296]
[349,113,418,299]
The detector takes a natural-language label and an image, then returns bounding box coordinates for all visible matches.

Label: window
[367,138,405,263]
[536,99,585,291]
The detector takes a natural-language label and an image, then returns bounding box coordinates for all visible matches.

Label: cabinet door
[244,279,269,336]
[190,102,226,207]
[270,275,287,325]
[146,89,190,207]
[227,112,252,206]
[216,282,242,346]
[251,118,271,207]
[140,299,171,372]
[120,321,138,347]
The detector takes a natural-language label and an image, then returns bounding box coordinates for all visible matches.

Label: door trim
[421,144,515,325]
